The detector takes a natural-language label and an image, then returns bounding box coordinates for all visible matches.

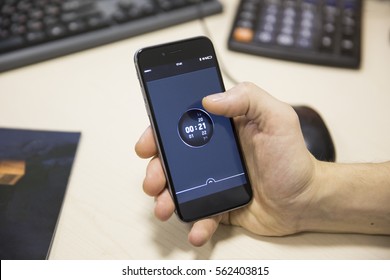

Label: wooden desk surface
[0,0,389,259]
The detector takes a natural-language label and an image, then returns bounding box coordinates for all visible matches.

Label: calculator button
[257,31,273,43]
[301,18,313,29]
[302,10,314,20]
[343,16,355,27]
[300,28,312,39]
[323,23,336,34]
[266,5,278,15]
[284,7,296,17]
[277,34,293,46]
[282,16,295,26]
[240,10,256,21]
[321,36,333,51]
[238,19,254,29]
[265,14,277,24]
[262,23,275,33]
[297,37,312,48]
[233,27,254,42]
[281,26,294,35]
[341,39,354,54]
[342,25,355,37]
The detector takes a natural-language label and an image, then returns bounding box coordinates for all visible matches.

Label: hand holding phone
[134,36,252,222]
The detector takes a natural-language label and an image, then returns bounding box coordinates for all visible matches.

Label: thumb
[202,82,277,122]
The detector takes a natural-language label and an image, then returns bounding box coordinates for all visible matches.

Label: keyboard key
[47,24,66,38]
[68,21,86,33]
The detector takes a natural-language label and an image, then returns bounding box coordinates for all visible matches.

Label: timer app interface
[144,58,247,204]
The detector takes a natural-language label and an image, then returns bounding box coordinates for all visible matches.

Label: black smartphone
[134,36,252,222]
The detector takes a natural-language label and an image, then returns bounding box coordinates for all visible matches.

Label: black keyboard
[0,0,222,72]
[228,0,362,68]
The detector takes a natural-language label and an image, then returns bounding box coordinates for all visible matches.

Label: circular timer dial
[178,109,214,147]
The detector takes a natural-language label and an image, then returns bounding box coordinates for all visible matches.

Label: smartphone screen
[135,37,252,222]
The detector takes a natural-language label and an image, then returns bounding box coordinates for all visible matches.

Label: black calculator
[228,0,362,68]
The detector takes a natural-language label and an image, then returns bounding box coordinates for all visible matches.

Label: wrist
[297,160,335,233]
[298,161,390,235]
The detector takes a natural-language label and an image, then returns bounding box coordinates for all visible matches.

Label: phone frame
[134,36,252,222]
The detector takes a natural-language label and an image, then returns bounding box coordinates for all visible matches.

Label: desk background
[0,0,389,259]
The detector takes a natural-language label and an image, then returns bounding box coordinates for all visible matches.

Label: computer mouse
[293,106,336,162]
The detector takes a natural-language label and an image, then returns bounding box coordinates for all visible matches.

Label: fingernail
[206,92,226,102]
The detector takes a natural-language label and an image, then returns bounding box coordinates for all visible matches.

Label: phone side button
[144,103,151,118]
